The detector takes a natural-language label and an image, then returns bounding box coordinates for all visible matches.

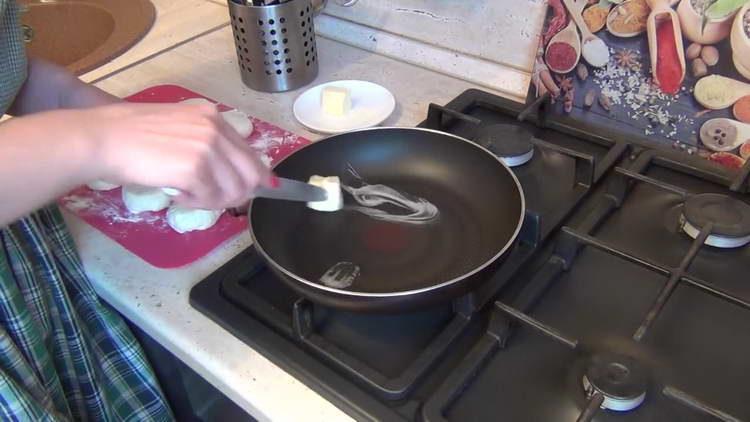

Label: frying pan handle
[292,299,314,338]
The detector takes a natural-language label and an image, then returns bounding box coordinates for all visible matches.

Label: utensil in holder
[228,0,323,92]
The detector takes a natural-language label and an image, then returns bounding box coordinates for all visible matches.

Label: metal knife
[162,177,327,204]
[253,177,328,202]
[225,177,327,217]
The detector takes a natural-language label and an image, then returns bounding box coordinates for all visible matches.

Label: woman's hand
[88,101,272,209]
[0,101,271,225]
[0,57,269,225]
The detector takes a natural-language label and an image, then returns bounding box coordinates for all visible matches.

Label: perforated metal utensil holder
[228,0,319,92]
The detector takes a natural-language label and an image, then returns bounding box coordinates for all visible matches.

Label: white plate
[293,80,396,134]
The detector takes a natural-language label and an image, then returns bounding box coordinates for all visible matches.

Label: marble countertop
[66,9,532,422]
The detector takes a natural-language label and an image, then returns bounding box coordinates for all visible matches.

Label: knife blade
[253,177,328,202]
[162,177,327,204]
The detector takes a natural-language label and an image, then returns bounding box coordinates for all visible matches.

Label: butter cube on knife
[306,175,342,212]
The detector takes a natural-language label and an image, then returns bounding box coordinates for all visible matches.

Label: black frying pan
[249,127,525,312]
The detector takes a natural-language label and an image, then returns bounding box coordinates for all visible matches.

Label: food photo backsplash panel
[530,0,750,169]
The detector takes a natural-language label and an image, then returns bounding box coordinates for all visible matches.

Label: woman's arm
[0,60,270,226]
[8,58,119,114]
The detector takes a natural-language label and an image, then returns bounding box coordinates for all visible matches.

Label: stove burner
[680,193,750,248]
[582,353,647,412]
[474,124,534,167]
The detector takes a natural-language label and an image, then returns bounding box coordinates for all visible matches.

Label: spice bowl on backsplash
[607,0,651,37]
[730,3,750,80]
[677,0,737,44]
[646,0,686,95]
[545,20,581,73]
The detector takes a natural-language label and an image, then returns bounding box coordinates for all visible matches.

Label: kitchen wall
[317,0,548,100]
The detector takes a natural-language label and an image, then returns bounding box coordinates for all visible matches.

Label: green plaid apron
[0,2,173,421]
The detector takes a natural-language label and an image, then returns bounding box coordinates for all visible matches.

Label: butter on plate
[320,85,352,116]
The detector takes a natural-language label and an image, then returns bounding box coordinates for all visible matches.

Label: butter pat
[306,175,343,212]
[320,85,351,116]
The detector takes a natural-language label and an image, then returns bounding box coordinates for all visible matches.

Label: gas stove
[190,89,750,421]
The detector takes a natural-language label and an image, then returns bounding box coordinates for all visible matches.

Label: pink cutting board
[59,84,310,268]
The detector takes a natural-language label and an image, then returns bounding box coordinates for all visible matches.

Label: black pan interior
[250,128,523,294]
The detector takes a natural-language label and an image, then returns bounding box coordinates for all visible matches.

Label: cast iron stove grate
[422,148,750,421]
[188,89,750,421]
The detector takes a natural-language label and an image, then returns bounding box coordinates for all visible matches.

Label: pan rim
[249,126,526,298]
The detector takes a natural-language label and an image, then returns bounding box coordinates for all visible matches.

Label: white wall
[317,0,548,100]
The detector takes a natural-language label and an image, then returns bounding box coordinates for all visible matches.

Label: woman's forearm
[0,58,274,226]
[1,58,119,225]
[0,100,272,227]
[0,109,98,225]
[8,58,119,116]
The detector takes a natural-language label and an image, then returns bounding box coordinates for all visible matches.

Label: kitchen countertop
[65,18,529,422]
[80,0,229,83]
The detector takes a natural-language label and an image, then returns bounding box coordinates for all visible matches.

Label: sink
[20,0,156,75]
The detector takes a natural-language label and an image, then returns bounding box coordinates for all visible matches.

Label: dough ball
[181,99,252,137]
[221,109,254,138]
[122,185,171,213]
[87,180,120,191]
[166,206,223,233]
[180,98,217,108]
[306,175,343,212]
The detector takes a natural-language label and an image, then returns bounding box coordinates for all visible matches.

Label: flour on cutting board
[61,191,168,230]
[248,118,307,167]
